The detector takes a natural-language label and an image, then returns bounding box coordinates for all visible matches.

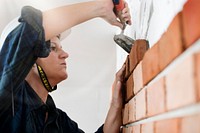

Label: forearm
[43,1,108,40]
[103,104,122,133]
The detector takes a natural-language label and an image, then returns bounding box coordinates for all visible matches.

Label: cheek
[37,60,51,71]
[45,54,58,64]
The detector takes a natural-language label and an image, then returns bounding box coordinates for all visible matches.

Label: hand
[111,64,126,110]
[103,64,126,133]
[100,0,132,29]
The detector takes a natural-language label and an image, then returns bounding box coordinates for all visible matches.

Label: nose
[59,49,69,59]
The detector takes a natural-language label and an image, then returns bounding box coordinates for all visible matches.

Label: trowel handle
[113,0,125,11]
[113,0,126,29]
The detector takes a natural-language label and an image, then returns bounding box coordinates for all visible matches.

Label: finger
[116,65,126,81]
[112,81,123,109]
[122,12,131,18]
[119,65,126,77]
[121,2,132,25]
[122,2,129,13]
[124,18,132,25]
[115,81,122,97]
[122,15,132,25]
[118,64,126,75]
[112,20,123,29]
[122,7,129,14]
[113,81,122,101]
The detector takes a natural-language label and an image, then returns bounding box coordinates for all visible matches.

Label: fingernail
[117,81,121,85]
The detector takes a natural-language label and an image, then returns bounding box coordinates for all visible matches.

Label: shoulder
[55,108,84,132]
[56,108,70,119]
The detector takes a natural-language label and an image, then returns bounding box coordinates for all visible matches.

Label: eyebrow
[50,42,62,48]
[50,42,57,45]
[56,34,61,39]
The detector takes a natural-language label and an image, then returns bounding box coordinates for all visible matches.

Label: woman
[0,0,131,132]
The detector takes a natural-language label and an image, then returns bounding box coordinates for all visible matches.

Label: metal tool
[113,0,134,53]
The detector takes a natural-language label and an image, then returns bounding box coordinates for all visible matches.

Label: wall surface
[120,0,200,132]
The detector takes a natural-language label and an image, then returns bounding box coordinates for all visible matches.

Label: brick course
[121,0,200,132]
[147,77,166,116]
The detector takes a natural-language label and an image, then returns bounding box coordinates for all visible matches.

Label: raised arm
[43,0,123,41]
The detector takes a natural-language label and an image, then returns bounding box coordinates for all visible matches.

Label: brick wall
[121,0,200,132]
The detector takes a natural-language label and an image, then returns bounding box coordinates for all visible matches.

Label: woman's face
[37,36,69,86]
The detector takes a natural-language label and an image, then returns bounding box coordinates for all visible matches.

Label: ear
[33,63,37,67]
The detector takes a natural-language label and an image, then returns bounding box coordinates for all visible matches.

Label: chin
[61,73,68,80]
[56,74,68,85]
[56,71,68,82]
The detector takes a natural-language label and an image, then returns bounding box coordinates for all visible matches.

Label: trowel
[113,0,134,53]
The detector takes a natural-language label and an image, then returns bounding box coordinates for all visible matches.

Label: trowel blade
[114,34,134,53]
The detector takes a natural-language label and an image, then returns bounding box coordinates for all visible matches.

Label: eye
[50,46,57,52]
[50,42,57,52]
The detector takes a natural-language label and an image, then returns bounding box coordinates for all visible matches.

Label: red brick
[141,123,154,133]
[142,43,160,85]
[128,126,133,133]
[182,0,200,48]
[122,127,129,133]
[158,13,183,71]
[166,55,196,110]
[133,125,141,133]
[126,73,134,101]
[155,118,179,133]
[128,97,136,123]
[123,103,129,125]
[135,89,146,120]
[147,77,165,116]
[180,114,200,133]
[133,61,144,94]
[194,53,200,101]
[122,127,128,133]
[122,126,133,133]
[129,39,149,75]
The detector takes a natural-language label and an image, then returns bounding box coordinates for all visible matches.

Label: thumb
[115,81,122,97]
[112,20,123,29]
[112,81,123,109]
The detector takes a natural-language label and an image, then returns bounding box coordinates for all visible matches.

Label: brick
[166,55,196,110]
[182,0,200,48]
[126,72,134,101]
[194,53,200,101]
[180,114,200,133]
[122,126,135,133]
[158,13,183,71]
[129,39,149,75]
[141,123,154,133]
[133,125,141,133]
[147,77,165,117]
[128,97,135,123]
[128,126,134,133]
[142,43,160,85]
[133,61,144,94]
[135,89,146,120]
[122,127,128,133]
[155,118,179,133]
[123,103,129,125]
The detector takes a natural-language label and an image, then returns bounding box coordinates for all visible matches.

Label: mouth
[61,62,67,67]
